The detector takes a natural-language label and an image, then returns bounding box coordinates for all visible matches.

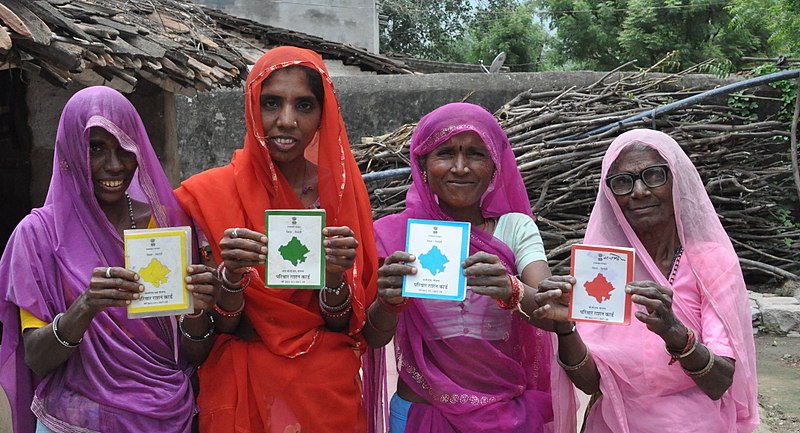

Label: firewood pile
[354,65,800,281]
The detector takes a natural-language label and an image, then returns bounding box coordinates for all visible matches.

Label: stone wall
[176,71,742,180]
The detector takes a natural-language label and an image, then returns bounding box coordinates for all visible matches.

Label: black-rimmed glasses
[605,164,670,196]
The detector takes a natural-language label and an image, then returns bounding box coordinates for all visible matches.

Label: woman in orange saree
[176,46,378,433]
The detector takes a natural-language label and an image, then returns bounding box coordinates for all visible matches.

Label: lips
[99,179,124,189]
[269,136,298,151]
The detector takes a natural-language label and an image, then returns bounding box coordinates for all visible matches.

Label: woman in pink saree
[535,129,759,432]
[363,103,576,433]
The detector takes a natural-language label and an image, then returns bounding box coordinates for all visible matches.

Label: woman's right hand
[219,227,268,283]
[78,266,144,316]
[531,275,576,322]
[376,251,416,307]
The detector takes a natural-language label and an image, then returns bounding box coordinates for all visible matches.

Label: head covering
[581,129,759,432]
[175,46,378,433]
[0,86,194,433]
[368,103,576,433]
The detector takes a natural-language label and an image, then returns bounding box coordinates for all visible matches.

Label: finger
[466,274,508,289]
[94,267,140,282]
[469,285,507,300]
[463,262,506,277]
[384,251,416,266]
[538,278,574,294]
[378,288,404,300]
[325,237,358,250]
[462,251,500,268]
[88,287,141,303]
[634,310,664,325]
[220,248,265,267]
[631,294,664,313]
[377,262,417,278]
[533,289,563,304]
[325,247,357,259]
[323,226,355,237]
[226,227,267,243]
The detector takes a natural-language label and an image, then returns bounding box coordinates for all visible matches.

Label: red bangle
[377,295,410,314]
[666,328,697,365]
[496,275,523,310]
[213,299,245,318]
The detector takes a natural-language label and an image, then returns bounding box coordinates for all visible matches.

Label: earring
[422,171,428,183]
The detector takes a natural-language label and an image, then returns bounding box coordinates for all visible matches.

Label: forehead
[438,130,486,149]
[88,127,118,143]
[260,68,311,96]
[609,146,665,174]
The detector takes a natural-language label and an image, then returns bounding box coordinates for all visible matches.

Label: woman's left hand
[463,251,512,302]
[186,264,221,313]
[628,280,682,337]
[323,226,358,285]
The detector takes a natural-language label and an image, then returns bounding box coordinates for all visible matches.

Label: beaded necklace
[667,245,683,284]
[125,193,137,229]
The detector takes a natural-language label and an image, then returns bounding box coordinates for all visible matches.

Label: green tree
[538,0,771,70]
[730,0,800,56]
[379,0,473,61]
[467,0,551,72]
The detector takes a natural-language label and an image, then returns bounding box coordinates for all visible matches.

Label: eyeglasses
[605,164,670,196]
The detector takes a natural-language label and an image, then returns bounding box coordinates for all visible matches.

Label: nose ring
[292,120,298,127]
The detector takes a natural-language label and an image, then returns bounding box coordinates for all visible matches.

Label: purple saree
[0,86,195,433]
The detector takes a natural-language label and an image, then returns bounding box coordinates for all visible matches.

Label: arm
[362,251,416,348]
[179,263,221,365]
[214,227,267,334]
[532,276,602,394]
[23,266,143,377]
[628,281,735,400]
[319,226,359,332]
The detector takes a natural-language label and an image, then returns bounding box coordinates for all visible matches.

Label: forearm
[179,312,217,364]
[555,326,601,395]
[363,301,398,347]
[23,303,94,377]
[319,276,353,332]
[663,325,735,400]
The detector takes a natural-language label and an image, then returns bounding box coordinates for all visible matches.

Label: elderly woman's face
[423,131,495,215]
[607,146,675,234]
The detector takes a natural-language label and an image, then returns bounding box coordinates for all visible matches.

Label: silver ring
[231,228,239,239]
[105,267,112,279]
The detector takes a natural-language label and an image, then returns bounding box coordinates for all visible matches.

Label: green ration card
[264,209,326,289]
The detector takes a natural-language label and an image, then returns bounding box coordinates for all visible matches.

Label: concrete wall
[25,75,178,207]
[194,0,379,53]
[176,71,743,179]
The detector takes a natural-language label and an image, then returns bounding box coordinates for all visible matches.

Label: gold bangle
[683,347,715,379]
[557,343,590,371]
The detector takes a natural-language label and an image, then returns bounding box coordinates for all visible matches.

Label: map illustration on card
[569,244,634,325]
[125,227,193,319]
[265,209,326,289]
[402,219,470,301]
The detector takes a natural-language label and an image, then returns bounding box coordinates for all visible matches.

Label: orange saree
[176,47,378,433]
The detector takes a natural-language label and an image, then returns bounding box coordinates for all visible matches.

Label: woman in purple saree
[0,86,219,433]
[363,103,575,433]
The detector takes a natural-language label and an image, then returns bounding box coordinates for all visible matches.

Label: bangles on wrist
[666,328,698,365]
[319,280,353,318]
[218,263,253,293]
[377,295,410,314]
[179,311,215,341]
[496,275,524,310]
[557,343,591,371]
[52,312,82,348]
[213,298,245,318]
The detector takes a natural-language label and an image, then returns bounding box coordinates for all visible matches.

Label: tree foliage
[537,0,771,71]
[378,0,474,62]
[467,0,550,71]
[730,0,800,56]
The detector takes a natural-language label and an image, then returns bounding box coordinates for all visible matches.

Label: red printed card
[568,244,635,325]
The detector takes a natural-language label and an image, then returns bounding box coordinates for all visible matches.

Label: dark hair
[282,65,324,107]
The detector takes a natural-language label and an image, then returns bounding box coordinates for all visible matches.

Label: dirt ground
[756,334,800,432]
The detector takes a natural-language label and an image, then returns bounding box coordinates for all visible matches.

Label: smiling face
[89,127,137,208]
[608,146,676,236]
[259,67,323,166]
[423,131,495,219]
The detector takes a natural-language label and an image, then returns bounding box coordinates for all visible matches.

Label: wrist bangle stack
[179,311,215,341]
[557,343,591,371]
[496,275,523,310]
[319,282,353,319]
[218,263,253,293]
[52,312,82,348]
[377,295,410,314]
[323,279,346,296]
[213,298,245,318]
[683,350,715,379]
[666,328,698,365]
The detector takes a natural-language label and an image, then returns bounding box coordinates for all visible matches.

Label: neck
[276,158,309,189]
[440,204,484,226]
[637,227,681,271]
[100,197,132,232]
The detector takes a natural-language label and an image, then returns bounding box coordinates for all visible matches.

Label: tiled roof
[0,0,413,95]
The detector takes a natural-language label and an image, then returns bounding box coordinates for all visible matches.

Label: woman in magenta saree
[363,102,576,433]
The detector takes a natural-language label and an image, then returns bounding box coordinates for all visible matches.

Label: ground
[756,334,800,432]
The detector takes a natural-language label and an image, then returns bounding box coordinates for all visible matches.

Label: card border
[568,243,635,325]
[264,209,326,289]
[402,218,470,301]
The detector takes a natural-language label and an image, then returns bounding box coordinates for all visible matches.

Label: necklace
[125,193,137,229]
[300,162,313,196]
[667,245,683,284]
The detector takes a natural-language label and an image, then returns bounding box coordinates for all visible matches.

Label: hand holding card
[568,244,635,325]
